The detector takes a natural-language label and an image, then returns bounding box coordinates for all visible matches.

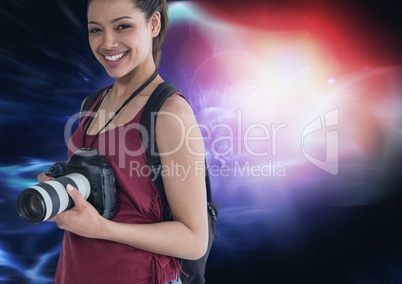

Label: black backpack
[80,82,219,284]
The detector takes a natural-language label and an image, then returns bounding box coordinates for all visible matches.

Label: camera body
[46,148,116,219]
[17,148,116,224]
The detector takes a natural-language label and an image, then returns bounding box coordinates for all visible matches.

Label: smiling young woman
[37,0,209,283]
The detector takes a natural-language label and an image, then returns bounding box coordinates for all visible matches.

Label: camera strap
[83,69,159,148]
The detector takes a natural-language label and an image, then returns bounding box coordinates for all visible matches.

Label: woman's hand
[37,173,54,182]
[48,184,107,239]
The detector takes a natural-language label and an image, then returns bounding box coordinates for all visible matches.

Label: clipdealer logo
[64,108,340,177]
[301,108,339,175]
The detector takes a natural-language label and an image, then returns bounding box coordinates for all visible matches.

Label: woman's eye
[116,24,131,31]
[89,28,101,34]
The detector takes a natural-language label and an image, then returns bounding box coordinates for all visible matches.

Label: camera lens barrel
[17,173,90,224]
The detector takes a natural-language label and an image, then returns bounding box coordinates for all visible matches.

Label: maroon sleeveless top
[54,90,180,284]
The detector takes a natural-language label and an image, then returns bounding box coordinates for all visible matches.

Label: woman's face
[87,0,158,79]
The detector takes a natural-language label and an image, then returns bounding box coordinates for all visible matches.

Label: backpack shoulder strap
[79,86,111,123]
[140,81,180,164]
[140,82,216,223]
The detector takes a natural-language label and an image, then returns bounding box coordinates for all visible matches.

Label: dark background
[1,0,402,283]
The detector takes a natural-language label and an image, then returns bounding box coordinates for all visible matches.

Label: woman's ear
[150,11,161,37]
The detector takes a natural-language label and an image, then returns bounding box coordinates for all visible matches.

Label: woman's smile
[104,51,128,62]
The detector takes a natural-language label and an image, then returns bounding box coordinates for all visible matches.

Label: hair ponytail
[130,0,168,67]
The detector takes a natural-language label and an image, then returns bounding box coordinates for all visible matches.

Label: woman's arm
[51,95,209,260]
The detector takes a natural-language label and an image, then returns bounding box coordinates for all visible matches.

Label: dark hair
[87,0,168,67]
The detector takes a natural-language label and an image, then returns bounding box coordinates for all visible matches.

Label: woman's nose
[102,31,118,50]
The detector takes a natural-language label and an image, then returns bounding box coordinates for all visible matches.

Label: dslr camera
[17,148,116,224]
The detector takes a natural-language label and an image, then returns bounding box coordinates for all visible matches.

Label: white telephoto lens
[67,173,91,200]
